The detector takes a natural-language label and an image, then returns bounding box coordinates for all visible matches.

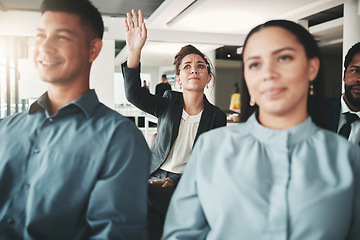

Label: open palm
[124,9,147,51]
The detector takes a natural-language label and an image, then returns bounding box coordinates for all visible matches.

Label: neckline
[246,113,318,147]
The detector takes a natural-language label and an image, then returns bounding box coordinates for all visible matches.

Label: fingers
[124,18,129,31]
[138,9,144,26]
[126,12,134,29]
[148,181,173,187]
[125,9,145,30]
[149,178,174,188]
[163,181,174,188]
[141,22,147,39]
[162,180,173,187]
[132,9,138,27]
[149,179,163,184]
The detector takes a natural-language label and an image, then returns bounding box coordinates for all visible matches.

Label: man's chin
[346,91,360,109]
[350,88,360,98]
[41,78,62,84]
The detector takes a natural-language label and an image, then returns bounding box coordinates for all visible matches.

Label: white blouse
[160,109,202,173]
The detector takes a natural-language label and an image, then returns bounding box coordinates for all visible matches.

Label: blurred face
[243,26,319,122]
[33,11,94,85]
[175,54,211,92]
[343,53,360,110]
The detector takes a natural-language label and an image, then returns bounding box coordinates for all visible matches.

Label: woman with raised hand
[122,9,226,240]
[162,20,360,240]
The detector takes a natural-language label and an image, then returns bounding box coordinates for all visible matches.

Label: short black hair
[40,0,104,39]
[344,42,360,71]
[161,74,167,79]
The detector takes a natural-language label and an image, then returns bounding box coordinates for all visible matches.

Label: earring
[309,82,314,96]
[179,85,182,89]
[250,97,256,106]
[206,84,209,89]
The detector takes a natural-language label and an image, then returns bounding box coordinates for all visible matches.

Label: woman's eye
[278,55,292,62]
[183,64,191,69]
[350,69,360,74]
[197,64,205,69]
[249,62,259,69]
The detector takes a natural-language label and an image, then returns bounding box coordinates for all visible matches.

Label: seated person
[122,9,227,240]
[163,19,360,240]
[0,1,150,239]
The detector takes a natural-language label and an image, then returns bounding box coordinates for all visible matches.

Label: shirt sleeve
[162,136,209,239]
[346,147,360,239]
[121,62,169,118]
[86,121,151,240]
[168,174,181,186]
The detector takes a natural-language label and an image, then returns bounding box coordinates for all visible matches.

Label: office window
[0,36,20,118]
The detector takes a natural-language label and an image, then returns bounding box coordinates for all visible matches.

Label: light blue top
[0,90,151,240]
[163,114,360,240]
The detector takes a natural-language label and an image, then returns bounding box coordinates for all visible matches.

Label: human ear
[207,74,212,84]
[308,57,320,81]
[88,38,103,63]
[175,75,181,85]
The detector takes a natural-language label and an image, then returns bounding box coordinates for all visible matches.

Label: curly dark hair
[173,45,212,75]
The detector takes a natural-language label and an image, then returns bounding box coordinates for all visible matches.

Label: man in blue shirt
[0,0,151,239]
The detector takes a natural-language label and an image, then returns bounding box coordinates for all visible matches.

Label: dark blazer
[326,96,342,133]
[122,62,227,184]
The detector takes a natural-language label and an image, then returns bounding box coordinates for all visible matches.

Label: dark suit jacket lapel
[171,94,183,146]
[327,96,341,132]
[194,97,212,145]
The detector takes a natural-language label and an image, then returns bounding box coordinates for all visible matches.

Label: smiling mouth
[262,87,286,97]
[39,60,62,66]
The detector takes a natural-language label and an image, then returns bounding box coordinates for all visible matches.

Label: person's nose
[190,65,198,74]
[37,37,56,54]
[356,72,360,81]
[262,61,278,81]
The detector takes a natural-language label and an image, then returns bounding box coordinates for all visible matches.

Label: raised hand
[125,9,147,68]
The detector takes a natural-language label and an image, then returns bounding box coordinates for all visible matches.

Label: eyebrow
[349,65,360,69]
[36,28,76,36]
[182,60,206,65]
[244,47,296,63]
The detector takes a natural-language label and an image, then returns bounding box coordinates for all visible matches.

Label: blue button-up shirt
[0,90,150,240]
[163,114,360,240]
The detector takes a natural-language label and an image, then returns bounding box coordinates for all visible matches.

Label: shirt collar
[247,112,318,147]
[181,109,203,122]
[29,89,99,118]
[29,92,49,114]
[340,94,360,117]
